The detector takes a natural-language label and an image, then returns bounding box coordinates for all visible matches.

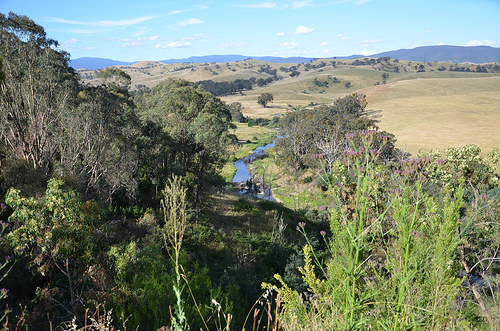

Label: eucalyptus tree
[275,94,384,170]
[0,12,79,172]
[135,78,237,206]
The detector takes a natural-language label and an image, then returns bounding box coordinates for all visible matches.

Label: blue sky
[1,0,499,61]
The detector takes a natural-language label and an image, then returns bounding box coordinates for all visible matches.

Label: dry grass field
[361,74,500,155]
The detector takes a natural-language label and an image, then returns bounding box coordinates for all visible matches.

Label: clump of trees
[275,93,394,171]
[257,93,274,108]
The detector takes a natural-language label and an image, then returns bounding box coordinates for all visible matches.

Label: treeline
[197,75,279,96]
[0,13,245,329]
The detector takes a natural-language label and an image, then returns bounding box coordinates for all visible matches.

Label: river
[231,140,276,200]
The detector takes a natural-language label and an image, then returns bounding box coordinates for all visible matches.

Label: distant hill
[160,55,332,64]
[69,57,134,70]
[371,45,500,63]
[69,46,500,70]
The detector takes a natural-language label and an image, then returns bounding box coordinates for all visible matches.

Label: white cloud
[277,32,286,36]
[318,41,329,47]
[183,33,211,41]
[179,18,204,26]
[280,41,299,49]
[360,50,375,56]
[48,16,157,27]
[293,0,312,9]
[337,34,350,40]
[466,40,497,46]
[83,46,95,50]
[155,41,191,48]
[236,2,277,8]
[295,26,314,34]
[322,49,330,53]
[64,38,79,45]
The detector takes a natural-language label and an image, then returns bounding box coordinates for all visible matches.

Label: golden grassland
[78,59,500,155]
[361,75,500,155]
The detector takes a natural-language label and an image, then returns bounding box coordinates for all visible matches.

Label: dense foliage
[1,12,499,331]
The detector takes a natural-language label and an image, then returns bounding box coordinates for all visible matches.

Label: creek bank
[231,140,277,201]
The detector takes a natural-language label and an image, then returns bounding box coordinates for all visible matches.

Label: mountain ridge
[69,45,500,70]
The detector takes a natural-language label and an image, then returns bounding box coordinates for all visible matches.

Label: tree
[0,12,78,172]
[97,67,131,90]
[275,94,384,170]
[257,93,273,108]
[382,72,389,80]
[58,84,139,202]
[228,102,246,123]
[135,78,237,207]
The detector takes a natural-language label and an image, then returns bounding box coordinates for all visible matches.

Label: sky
[1,0,499,62]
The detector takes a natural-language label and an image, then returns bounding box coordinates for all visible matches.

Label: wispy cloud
[67,28,112,34]
[155,41,192,48]
[168,10,186,15]
[277,32,285,36]
[179,18,204,26]
[292,0,313,9]
[48,16,158,27]
[466,40,498,46]
[122,42,144,48]
[318,41,328,46]
[335,0,373,5]
[295,26,314,34]
[236,2,277,8]
[182,33,211,41]
[64,38,79,45]
[337,34,350,40]
[83,46,95,50]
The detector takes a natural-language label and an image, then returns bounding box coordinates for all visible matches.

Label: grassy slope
[361,74,500,155]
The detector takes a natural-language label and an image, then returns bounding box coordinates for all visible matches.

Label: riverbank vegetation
[1,12,500,330]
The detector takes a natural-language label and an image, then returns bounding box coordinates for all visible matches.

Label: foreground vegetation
[1,12,500,331]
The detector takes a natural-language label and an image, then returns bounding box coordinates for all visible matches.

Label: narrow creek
[231,140,276,200]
